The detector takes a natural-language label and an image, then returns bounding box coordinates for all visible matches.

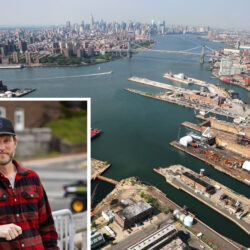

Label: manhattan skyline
[1,0,250,29]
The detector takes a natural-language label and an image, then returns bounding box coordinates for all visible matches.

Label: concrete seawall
[154,168,250,236]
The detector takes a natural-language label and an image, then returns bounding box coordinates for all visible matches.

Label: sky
[1,0,250,29]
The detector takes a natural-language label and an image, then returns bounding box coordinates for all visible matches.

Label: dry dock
[154,165,250,235]
[170,140,250,186]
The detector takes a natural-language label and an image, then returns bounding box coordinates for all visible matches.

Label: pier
[13,88,36,97]
[91,159,111,180]
[147,184,242,250]
[154,165,250,235]
[128,76,192,94]
[125,88,236,119]
[96,175,118,185]
[170,140,250,186]
[181,121,202,132]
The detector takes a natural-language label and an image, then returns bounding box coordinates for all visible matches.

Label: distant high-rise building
[25,51,31,65]
[13,51,18,63]
[90,14,94,27]
[0,47,5,57]
[19,41,27,53]
[66,21,71,28]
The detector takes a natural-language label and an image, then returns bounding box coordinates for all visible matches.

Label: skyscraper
[90,14,94,27]
[66,21,71,28]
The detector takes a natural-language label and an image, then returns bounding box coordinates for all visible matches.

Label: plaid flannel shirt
[0,160,59,250]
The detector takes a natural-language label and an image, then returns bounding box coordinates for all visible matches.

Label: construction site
[170,116,250,185]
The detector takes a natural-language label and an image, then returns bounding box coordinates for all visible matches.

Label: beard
[0,151,15,166]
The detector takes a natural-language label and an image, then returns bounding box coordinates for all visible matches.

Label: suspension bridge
[105,42,218,64]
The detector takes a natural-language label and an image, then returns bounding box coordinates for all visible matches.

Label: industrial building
[114,200,153,229]
[127,224,184,250]
[181,172,216,194]
[91,231,105,249]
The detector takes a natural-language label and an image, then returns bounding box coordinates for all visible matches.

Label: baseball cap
[0,117,16,136]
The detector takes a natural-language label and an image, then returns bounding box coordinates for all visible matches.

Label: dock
[154,165,250,235]
[181,121,201,132]
[13,88,36,97]
[125,88,235,119]
[128,76,192,93]
[96,175,118,185]
[91,159,111,180]
[170,140,250,186]
[147,185,243,250]
[163,73,191,85]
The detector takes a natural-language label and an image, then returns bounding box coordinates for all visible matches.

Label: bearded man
[0,117,59,249]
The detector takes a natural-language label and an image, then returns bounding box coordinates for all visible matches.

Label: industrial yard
[127,76,249,120]
[154,165,250,235]
[91,178,244,250]
[170,117,250,185]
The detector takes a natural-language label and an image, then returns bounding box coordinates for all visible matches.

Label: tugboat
[91,128,102,139]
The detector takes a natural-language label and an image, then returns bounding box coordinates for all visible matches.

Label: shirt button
[30,194,34,197]
[16,214,20,217]
[14,198,17,202]
[21,243,24,248]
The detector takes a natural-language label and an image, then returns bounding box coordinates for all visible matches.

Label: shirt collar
[13,160,30,176]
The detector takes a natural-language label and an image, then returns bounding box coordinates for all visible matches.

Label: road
[21,154,87,211]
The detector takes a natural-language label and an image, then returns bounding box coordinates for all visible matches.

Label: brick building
[181,172,216,194]
[115,200,153,229]
[0,101,61,131]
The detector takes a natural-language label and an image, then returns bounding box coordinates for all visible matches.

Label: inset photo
[0,99,89,250]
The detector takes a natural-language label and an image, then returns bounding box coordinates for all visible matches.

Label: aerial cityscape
[0,0,250,249]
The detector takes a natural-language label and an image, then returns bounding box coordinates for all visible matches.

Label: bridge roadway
[105,48,214,57]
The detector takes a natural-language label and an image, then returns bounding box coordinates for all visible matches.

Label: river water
[1,34,250,246]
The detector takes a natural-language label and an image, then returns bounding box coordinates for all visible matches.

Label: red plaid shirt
[0,160,59,249]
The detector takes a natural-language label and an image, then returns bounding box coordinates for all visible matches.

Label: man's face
[0,135,17,166]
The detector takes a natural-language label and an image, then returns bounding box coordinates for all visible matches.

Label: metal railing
[53,209,75,250]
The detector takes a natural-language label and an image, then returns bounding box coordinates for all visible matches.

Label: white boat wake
[9,71,113,81]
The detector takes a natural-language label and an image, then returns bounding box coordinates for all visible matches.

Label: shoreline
[154,166,250,236]
[125,88,236,119]
[92,177,244,249]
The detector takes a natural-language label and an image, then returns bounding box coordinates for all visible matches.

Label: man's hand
[0,224,22,241]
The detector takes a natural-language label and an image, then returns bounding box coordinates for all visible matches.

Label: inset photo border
[0,98,90,250]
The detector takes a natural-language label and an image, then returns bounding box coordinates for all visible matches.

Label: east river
[2,34,250,246]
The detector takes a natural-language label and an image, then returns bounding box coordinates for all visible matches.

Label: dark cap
[0,117,16,136]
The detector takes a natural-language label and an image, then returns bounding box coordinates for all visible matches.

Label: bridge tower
[127,41,132,58]
[200,45,205,64]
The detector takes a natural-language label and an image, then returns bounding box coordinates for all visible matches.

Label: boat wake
[8,71,113,81]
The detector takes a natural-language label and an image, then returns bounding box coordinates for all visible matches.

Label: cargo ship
[163,72,193,85]
[91,129,102,139]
